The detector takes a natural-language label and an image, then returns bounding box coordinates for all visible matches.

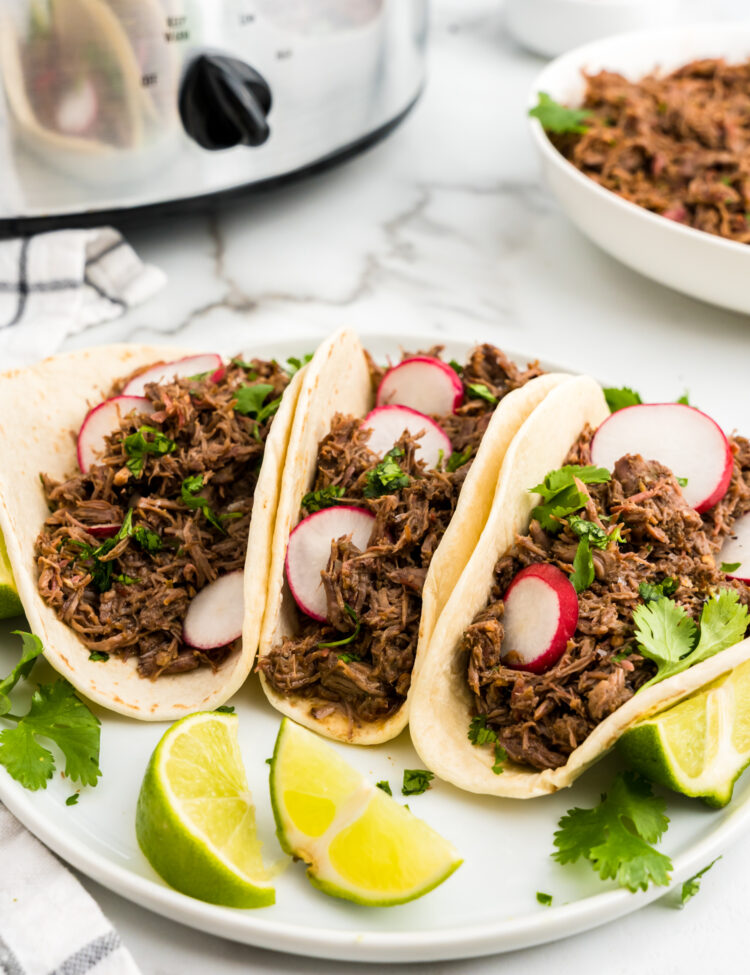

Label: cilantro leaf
[634,598,698,689]
[530,465,610,533]
[638,578,678,603]
[19,681,101,787]
[233,383,275,418]
[364,448,410,498]
[133,525,162,553]
[215,705,235,714]
[570,537,594,593]
[318,605,361,649]
[337,652,361,664]
[449,359,463,375]
[468,714,498,746]
[568,515,620,550]
[88,651,109,662]
[680,857,720,908]
[721,561,741,574]
[0,725,55,790]
[446,446,472,473]
[402,769,435,796]
[376,780,392,796]
[0,632,43,716]
[231,358,258,377]
[180,475,224,533]
[529,92,592,135]
[123,425,176,477]
[676,392,691,406]
[690,589,749,666]
[536,891,553,906]
[285,354,313,376]
[553,771,672,893]
[677,476,688,488]
[466,382,498,405]
[302,485,345,514]
[492,743,507,775]
[66,793,79,806]
[603,386,642,413]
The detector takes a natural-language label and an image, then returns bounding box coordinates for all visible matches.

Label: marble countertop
[52,0,750,971]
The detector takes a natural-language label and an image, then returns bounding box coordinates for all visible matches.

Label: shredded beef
[466,427,750,771]
[259,344,542,729]
[35,359,289,677]
[551,60,750,244]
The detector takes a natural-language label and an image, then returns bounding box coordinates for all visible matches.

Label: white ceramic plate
[1,333,749,964]
[529,23,750,315]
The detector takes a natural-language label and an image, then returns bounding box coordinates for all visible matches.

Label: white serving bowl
[529,23,750,315]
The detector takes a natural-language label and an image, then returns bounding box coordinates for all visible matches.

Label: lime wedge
[617,659,750,807]
[0,528,23,620]
[269,718,462,905]
[136,712,275,907]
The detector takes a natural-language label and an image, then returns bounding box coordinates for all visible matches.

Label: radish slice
[88,524,120,539]
[591,403,733,513]
[718,512,750,582]
[121,354,225,396]
[286,506,375,621]
[376,356,463,415]
[183,571,244,649]
[501,563,579,674]
[362,405,452,469]
[77,395,153,474]
[56,78,98,135]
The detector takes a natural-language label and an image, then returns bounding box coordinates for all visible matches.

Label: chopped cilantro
[536,891,553,906]
[285,354,313,376]
[449,359,463,375]
[530,465,610,533]
[265,757,272,766]
[113,573,139,585]
[467,715,506,774]
[466,382,498,405]
[529,92,592,134]
[215,705,235,714]
[318,605,361,650]
[553,771,672,893]
[233,383,280,423]
[123,425,176,477]
[88,651,109,662]
[721,561,741,574]
[302,485,345,514]
[676,392,691,406]
[337,652,361,664]
[231,358,258,377]
[133,525,162,553]
[364,448,410,498]
[603,386,642,413]
[677,476,688,488]
[0,633,101,791]
[492,744,507,775]
[70,509,136,592]
[376,780,392,796]
[65,793,80,806]
[568,515,621,550]
[635,589,749,690]
[679,858,720,908]
[402,769,434,796]
[180,475,224,533]
[638,578,677,603]
[187,371,210,381]
[570,536,595,593]
[446,446,472,473]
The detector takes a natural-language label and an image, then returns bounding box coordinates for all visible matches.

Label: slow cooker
[0,0,428,231]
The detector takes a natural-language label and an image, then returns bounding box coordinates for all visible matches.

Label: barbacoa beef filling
[259,344,543,726]
[466,429,750,771]
[553,59,750,243]
[35,359,289,677]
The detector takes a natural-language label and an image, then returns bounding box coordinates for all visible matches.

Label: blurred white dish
[529,23,750,315]
[506,0,680,59]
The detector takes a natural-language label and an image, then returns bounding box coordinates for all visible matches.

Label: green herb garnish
[638,578,678,603]
[65,793,80,806]
[233,383,281,423]
[302,485,345,514]
[721,562,741,574]
[679,858,720,908]
[466,382,498,405]
[676,392,691,406]
[88,651,109,662]
[215,705,235,714]
[536,891,553,906]
[449,359,463,375]
[446,446,472,473]
[530,465,611,533]
[376,780,392,796]
[285,354,313,376]
[133,525,162,553]
[123,425,176,477]
[529,92,592,135]
[180,475,224,533]
[364,448,410,498]
[402,769,435,796]
[318,605,361,650]
[569,536,594,593]
[603,386,642,413]
[71,509,135,592]
[553,771,672,893]
[467,715,506,774]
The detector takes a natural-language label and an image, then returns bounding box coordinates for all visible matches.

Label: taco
[0,345,303,720]
[257,328,572,744]
[410,378,750,797]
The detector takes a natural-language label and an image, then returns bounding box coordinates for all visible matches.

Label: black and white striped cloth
[0,228,165,368]
[0,802,140,975]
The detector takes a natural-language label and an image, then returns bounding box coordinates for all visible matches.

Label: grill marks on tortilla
[554,59,750,244]
[259,344,543,728]
[35,361,289,678]
[465,429,750,771]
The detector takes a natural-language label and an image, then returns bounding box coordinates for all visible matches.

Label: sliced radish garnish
[286,506,375,621]
[718,512,750,583]
[591,403,733,513]
[182,571,244,649]
[88,524,120,539]
[362,405,452,470]
[77,395,153,474]
[376,356,463,415]
[121,354,225,397]
[501,563,579,674]
[56,78,98,135]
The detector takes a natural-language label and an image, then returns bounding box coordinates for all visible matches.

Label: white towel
[0,228,165,369]
[0,802,141,975]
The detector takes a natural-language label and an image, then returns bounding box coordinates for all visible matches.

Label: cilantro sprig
[233,383,281,424]
[180,475,225,533]
[302,485,345,514]
[364,448,410,498]
[529,92,592,135]
[603,386,642,413]
[634,589,749,691]
[123,425,176,477]
[0,632,101,791]
[530,465,611,533]
[553,771,672,892]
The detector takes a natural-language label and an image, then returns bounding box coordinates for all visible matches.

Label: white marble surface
[47,0,750,970]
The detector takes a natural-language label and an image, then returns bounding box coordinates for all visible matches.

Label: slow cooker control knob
[179,54,272,150]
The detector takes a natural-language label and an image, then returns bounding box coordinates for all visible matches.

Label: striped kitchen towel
[0,228,165,369]
[0,802,141,975]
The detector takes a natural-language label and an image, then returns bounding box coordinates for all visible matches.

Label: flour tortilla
[0,345,303,721]
[409,376,750,797]
[258,327,572,744]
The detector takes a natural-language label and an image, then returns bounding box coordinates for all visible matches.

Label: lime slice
[269,718,462,905]
[0,529,23,620]
[136,712,275,907]
[617,659,750,808]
